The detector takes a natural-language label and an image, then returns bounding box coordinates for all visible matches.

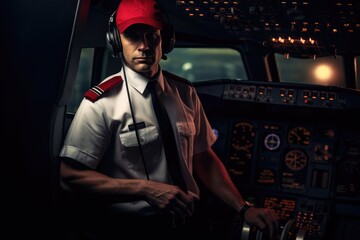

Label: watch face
[245,201,255,207]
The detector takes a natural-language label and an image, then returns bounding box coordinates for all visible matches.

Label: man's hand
[145,181,199,223]
[244,207,280,238]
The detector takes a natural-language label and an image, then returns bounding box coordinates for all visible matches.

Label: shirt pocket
[176,122,196,167]
[120,126,159,147]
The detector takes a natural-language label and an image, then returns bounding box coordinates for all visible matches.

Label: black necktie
[147,80,188,193]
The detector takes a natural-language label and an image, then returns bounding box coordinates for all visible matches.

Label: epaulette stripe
[92,86,104,95]
[84,76,123,102]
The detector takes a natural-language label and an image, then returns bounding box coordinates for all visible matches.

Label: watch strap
[239,201,255,217]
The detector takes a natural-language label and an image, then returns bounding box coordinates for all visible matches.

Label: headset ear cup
[106,11,122,58]
[106,29,122,58]
[161,23,175,54]
[112,26,122,56]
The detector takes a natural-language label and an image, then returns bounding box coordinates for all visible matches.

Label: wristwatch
[239,201,255,217]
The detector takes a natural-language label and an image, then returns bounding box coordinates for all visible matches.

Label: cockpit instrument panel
[196,80,360,240]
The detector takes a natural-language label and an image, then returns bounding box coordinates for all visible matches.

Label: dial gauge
[287,126,311,145]
[284,149,308,171]
[231,122,256,161]
[264,133,281,151]
[231,122,255,151]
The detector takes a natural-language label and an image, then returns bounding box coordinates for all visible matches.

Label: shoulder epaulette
[163,70,193,86]
[84,76,123,102]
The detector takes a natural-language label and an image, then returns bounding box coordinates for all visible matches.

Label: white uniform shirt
[60,65,217,215]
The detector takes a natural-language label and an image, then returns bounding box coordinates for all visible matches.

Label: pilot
[58,0,279,239]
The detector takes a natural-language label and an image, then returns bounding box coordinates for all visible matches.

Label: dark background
[2,0,79,238]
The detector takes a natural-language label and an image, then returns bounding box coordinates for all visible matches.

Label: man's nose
[139,34,151,50]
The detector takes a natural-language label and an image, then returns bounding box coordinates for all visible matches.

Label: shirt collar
[121,64,164,94]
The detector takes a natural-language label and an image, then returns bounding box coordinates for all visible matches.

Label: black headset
[106,10,175,58]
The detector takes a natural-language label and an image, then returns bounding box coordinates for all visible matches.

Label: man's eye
[145,32,160,42]
[124,32,140,42]
[123,31,160,43]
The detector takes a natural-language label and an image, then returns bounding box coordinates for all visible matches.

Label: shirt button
[140,137,145,144]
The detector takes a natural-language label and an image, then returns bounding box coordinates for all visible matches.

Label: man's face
[120,24,162,77]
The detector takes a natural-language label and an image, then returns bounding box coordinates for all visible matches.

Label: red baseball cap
[116,0,164,33]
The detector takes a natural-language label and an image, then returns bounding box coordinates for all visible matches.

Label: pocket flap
[176,122,195,137]
[120,126,159,147]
